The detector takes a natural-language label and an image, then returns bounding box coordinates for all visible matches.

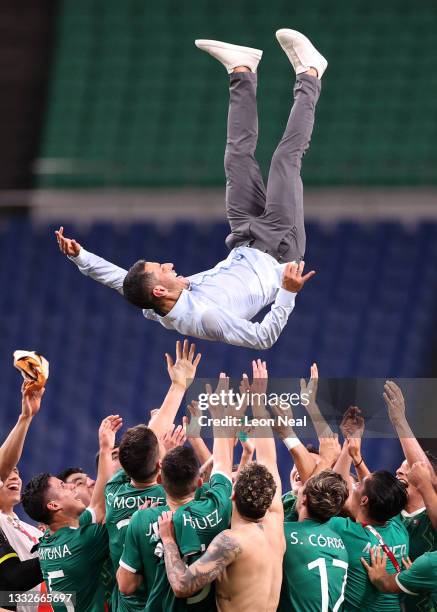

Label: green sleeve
[105,468,128,497]
[328,516,350,538]
[119,511,144,574]
[282,491,298,522]
[204,472,232,510]
[81,523,109,554]
[79,507,96,526]
[396,552,436,595]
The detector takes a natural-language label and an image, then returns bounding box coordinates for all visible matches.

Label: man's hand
[318,434,341,468]
[361,546,388,585]
[300,363,318,404]
[407,460,434,489]
[186,401,202,438]
[340,406,365,439]
[158,510,175,543]
[55,226,81,257]
[383,381,406,423]
[204,373,230,420]
[161,425,187,452]
[99,415,123,452]
[21,382,45,419]
[281,261,315,293]
[165,340,201,390]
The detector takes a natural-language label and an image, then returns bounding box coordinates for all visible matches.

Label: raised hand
[165,340,202,390]
[282,261,316,293]
[161,424,187,452]
[383,381,406,422]
[318,434,341,468]
[300,362,318,404]
[98,415,123,452]
[55,226,81,257]
[21,382,45,419]
[340,406,365,439]
[186,401,202,438]
[204,373,230,420]
[407,460,434,489]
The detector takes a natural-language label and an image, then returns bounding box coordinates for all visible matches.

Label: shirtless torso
[216,512,285,612]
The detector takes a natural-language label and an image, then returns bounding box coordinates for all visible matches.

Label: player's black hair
[364,470,408,523]
[304,470,349,522]
[21,473,52,525]
[119,425,159,482]
[161,447,200,498]
[123,260,158,310]
[56,467,85,482]
[235,462,276,520]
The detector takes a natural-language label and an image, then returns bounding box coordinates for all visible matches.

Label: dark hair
[425,451,437,475]
[364,470,408,523]
[304,470,349,522]
[234,463,276,520]
[161,447,199,498]
[123,260,157,309]
[56,467,84,482]
[21,473,52,524]
[119,425,159,482]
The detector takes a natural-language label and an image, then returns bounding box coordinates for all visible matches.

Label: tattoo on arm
[164,532,242,598]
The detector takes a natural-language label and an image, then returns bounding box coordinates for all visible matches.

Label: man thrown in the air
[56,29,327,349]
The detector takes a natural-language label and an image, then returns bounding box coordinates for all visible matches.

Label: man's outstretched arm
[201,261,315,350]
[55,226,127,294]
[159,513,241,598]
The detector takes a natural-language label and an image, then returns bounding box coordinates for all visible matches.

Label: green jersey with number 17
[278,518,349,612]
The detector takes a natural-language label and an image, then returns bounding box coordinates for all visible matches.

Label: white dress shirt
[70,246,297,349]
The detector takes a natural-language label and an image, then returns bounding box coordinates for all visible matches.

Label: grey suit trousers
[224,72,321,263]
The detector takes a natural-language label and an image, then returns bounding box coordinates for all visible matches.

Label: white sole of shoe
[195,39,263,73]
[276,28,327,77]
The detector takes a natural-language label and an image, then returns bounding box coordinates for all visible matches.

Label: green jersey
[105,468,166,611]
[396,551,437,612]
[401,508,437,612]
[37,510,109,611]
[278,519,349,612]
[329,515,409,611]
[282,491,298,522]
[120,471,233,612]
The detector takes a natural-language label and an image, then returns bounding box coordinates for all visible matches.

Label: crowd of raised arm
[1,345,436,612]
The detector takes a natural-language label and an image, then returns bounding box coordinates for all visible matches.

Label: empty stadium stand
[36,0,437,188]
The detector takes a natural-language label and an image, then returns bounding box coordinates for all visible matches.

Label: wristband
[283,436,301,450]
[354,458,363,468]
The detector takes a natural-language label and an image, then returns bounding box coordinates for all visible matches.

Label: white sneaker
[276,29,328,78]
[195,39,263,74]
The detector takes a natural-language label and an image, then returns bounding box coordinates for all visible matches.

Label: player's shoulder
[130,504,167,528]
[387,513,410,535]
